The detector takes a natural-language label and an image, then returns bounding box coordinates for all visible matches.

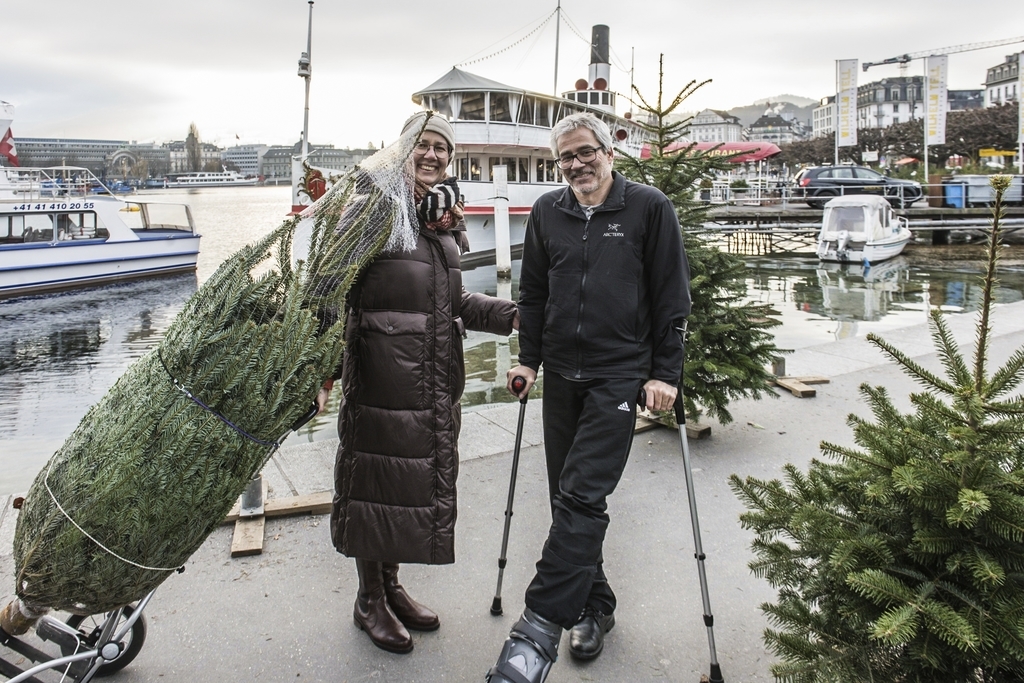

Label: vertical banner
[1018,52,1024,144]
[925,55,948,146]
[836,59,858,148]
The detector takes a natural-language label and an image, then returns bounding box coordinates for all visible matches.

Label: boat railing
[1,166,117,201]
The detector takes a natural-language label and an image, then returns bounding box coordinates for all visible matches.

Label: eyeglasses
[556,146,604,169]
[414,141,451,157]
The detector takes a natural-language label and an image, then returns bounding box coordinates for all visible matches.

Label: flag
[836,59,858,148]
[0,128,19,166]
[925,55,948,146]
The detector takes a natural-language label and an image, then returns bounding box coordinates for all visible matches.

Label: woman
[325,112,518,654]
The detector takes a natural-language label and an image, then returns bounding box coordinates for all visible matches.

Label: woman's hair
[549,112,614,158]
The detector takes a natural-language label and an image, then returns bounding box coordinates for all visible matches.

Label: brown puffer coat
[330,227,516,564]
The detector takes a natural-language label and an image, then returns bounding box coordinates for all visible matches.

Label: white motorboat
[410,25,645,263]
[0,166,201,299]
[817,195,913,264]
[166,170,257,188]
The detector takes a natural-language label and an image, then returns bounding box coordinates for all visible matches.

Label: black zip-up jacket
[517,171,691,384]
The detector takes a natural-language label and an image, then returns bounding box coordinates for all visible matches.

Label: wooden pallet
[226,482,333,557]
[635,414,712,440]
[770,375,830,398]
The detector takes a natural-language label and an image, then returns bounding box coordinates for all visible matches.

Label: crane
[862,36,1024,73]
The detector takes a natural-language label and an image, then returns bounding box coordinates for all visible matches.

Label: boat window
[830,206,865,233]
[590,92,600,105]
[1,215,25,244]
[535,100,551,128]
[430,94,453,118]
[490,93,513,122]
[602,92,609,105]
[455,156,481,182]
[460,93,485,121]
[536,158,563,183]
[56,212,100,240]
[489,157,529,183]
[142,203,193,232]
[518,96,537,126]
[22,214,55,242]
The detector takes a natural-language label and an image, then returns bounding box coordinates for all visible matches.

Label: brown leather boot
[382,562,440,631]
[353,558,413,654]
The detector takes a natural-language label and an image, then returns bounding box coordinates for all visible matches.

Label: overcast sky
[3,0,1022,149]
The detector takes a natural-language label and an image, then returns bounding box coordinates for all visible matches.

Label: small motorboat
[1,166,201,299]
[817,195,912,264]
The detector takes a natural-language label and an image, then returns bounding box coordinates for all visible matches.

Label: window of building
[456,156,481,181]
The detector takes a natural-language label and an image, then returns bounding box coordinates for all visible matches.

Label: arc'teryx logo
[603,223,624,238]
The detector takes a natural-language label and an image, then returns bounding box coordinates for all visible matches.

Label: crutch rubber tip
[490,597,503,616]
[708,663,724,683]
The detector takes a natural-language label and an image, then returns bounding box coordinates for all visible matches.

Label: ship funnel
[590,25,610,66]
[588,26,611,92]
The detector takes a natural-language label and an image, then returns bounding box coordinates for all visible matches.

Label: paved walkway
[4,300,1024,682]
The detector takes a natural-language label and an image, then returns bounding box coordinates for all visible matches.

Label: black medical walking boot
[353,558,414,654]
[486,608,561,683]
[568,607,615,660]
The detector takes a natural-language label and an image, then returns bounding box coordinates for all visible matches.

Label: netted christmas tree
[616,55,783,424]
[1,117,427,629]
[730,176,1024,682]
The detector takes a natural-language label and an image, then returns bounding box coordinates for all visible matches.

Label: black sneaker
[568,607,615,660]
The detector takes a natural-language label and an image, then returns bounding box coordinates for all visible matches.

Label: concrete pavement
[4,300,1024,682]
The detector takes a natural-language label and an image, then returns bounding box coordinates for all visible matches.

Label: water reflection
[0,275,197,493]
[745,252,1024,348]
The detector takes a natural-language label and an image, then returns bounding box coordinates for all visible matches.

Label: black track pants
[524,373,642,629]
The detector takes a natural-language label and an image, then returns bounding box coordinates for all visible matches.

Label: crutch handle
[636,387,686,425]
[511,375,528,404]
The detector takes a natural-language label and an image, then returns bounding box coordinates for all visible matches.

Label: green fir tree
[616,55,783,424]
[730,176,1024,682]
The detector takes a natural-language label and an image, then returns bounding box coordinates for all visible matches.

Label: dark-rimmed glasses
[556,146,604,169]
[414,141,451,157]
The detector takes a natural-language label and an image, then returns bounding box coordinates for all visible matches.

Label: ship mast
[552,0,561,95]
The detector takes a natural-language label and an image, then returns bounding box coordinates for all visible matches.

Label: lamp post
[292,1,314,213]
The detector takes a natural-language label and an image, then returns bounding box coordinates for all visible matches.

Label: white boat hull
[818,228,912,264]
[0,236,200,298]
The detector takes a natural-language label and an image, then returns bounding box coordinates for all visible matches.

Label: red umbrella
[641,141,782,163]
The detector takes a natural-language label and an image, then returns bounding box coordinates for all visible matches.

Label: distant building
[221,144,268,177]
[984,53,1020,107]
[16,138,124,174]
[857,76,924,129]
[262,141,377,184]
[812,96,835,139]
[688,109,745,143]
[164,141,223,173]
[747,113,808,145]
[15,138,172,177]
[947,89,984,111]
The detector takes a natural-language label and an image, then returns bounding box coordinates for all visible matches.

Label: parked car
[793,165,923,209]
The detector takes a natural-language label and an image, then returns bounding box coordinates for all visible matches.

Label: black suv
[793,165,923,209]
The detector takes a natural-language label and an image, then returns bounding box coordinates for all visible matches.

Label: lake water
[3,185,1022,494]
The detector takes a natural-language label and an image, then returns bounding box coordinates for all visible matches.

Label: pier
[704,204,1024,254]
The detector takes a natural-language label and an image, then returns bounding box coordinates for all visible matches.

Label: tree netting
[5,117,425,619]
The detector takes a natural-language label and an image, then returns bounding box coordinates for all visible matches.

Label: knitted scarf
[414,175,464,232]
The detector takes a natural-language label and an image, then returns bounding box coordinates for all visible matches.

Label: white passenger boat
[410,25,644,263]
[166,170,257,188]
[817,195,913,264]
[0,166,201,299]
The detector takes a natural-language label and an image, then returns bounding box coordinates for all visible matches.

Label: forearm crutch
[642,324,724,683]
[491,375,528,616]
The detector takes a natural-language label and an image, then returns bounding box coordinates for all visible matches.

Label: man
[486,112,690,683]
